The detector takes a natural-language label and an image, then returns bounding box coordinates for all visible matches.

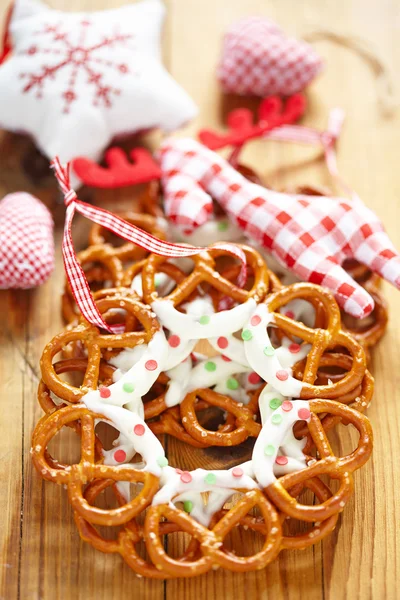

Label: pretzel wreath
[32,233,376,578]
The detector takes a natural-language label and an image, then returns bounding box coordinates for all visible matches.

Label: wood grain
[1,0,399,599]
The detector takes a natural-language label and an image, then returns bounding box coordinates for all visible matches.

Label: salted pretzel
[142,244,270,307]
[243,282,368,400]
[43,296,160,404]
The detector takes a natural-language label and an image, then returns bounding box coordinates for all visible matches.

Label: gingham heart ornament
[0,192,54,289]
[218,16,323,97]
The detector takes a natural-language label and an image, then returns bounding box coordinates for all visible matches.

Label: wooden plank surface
[1,0,399,598]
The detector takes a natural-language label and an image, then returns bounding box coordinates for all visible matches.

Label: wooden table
[1,1,399,598]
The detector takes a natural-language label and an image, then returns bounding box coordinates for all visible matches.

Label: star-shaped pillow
[0,0,197,183]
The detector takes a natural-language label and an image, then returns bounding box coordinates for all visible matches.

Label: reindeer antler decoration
[198,94,306,150]
[72,147,162,188]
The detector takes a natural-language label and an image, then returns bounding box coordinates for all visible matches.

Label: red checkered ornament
[159,138,400,318]
[218,16,323,97]
[0,192,54,288]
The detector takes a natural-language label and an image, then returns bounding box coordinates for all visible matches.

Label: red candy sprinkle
[99,386,111,398]
[168,335,180,348]
[248,372,261,385]
[175,468,183,474]
[282,400,293,412]
[251,315,261,326]
[289,343,300,354]
[180,471,192,483]
[275,456,288,465]
[298,408,311,420]
[232,467,243,478]
[285,310,295,319]
[217,336,228,349]
[114,449,126,463]
[276,370,289,381]
[221,355,231,362]
[145,359,158,371]
[133,424,145,436]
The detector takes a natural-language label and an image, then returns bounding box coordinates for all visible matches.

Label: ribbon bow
[51,158,247,332]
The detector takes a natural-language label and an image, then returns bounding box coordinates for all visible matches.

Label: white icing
[152,297,257,340]
[243,304,304,397]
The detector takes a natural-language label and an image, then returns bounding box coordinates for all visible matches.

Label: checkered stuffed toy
[0,192,54,288]
[218,16,323,97]
[159,137,400,318]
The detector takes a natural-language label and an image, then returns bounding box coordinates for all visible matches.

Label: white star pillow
[0,0,197,182]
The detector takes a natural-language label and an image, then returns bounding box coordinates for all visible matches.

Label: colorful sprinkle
[114,449,126,463]
[298,408,311,420]
[217,220,229,232]
[271,414,283,425]
[232,467,243,478]
[157,456,168,467]
[264,444,275,456]
[251,315,261,326]
[168,335,180,348]
[248,372,261,385]
[282,400,293,412]
[123,382,135,393]
[183,500,193,513]
[227,377,239,390]
[99,386,111,399]
[241,329,253,341]
[221,355,231,362]
[263,346,275,357]
[269,398,282,410]
[180,471,192,484]
[154,274,163,288]
[217,336,228,349]
[199,315,210,325]
[289,343,301,354]
[285,310,295,319]
[133,424,145,436]
[145,360,158,371]
[204,473,217,485]
[175,468,183,475]
[275,456,289,466]
[205,361,217,372]
[276,370,289,381]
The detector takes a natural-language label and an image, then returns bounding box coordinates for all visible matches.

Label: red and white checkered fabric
[159,138,400,318]
[0,192,54,289]
[218,16,323,97]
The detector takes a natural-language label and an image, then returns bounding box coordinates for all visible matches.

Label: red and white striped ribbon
[51,158,247,333]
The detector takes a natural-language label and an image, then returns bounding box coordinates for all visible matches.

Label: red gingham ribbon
[51,158,247,332]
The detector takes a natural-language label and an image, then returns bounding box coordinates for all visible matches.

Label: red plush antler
[72,147,162,188]
[199,94,306,150]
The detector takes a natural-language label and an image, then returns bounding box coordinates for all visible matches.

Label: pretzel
[242,282,367,400]
[142,244,270,307]
[43,296,160,403]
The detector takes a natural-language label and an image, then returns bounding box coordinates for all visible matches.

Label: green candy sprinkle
[241,329,253,341]
[217,220,229,232]
[269,398,282,410]
[227,377,239,390]
[205,361,217,372]
[183,500,193,513]
[199,315,210,325]
[264,444,275,456]
[154,273,163,288]
[263,346,275,356]
[271,414,283,425]
[157,456,168,468]
[123,382,135,393]
[204,473,217,485]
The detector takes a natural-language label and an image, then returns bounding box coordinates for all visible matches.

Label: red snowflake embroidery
[18,20,134,113]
